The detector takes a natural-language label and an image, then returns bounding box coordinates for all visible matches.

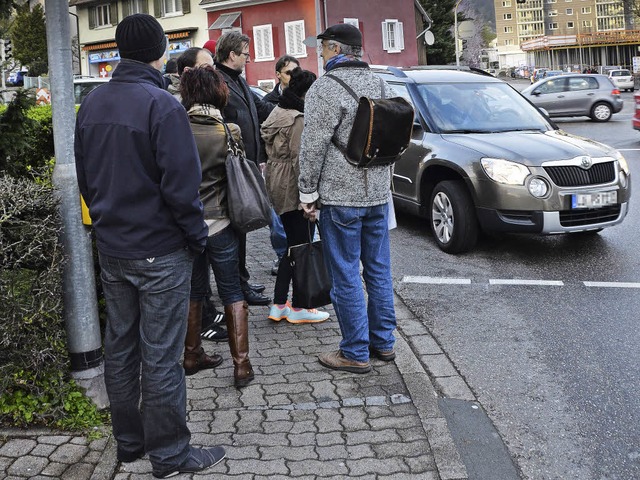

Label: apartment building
[494,0,639,71]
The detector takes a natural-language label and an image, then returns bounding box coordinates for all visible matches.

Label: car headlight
[614,151,629,176]
[528,177,549,198]
[481,158,531,185]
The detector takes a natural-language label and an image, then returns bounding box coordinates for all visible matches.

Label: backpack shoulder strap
[325,73,359,102]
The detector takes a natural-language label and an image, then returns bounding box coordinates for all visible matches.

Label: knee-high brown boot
[225,301,254,388]
[184,300,223,376]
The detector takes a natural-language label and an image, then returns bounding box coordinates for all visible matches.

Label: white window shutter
[381,21,390,51]
[285,23,295,54]
[294,22,304,55]
[397,21,404,50]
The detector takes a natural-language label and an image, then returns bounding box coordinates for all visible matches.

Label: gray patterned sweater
[298,61,393,207]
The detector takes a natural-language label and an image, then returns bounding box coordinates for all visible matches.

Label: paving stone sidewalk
[0,228,469,480]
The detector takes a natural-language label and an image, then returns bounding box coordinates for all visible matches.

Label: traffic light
[3,39,12,61]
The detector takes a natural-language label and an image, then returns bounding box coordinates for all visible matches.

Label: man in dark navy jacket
[74,14,225,479]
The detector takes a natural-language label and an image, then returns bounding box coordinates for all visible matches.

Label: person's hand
[259,162,267,177]
[300,202,318,222]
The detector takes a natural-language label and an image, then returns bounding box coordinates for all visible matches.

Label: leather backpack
[326,74,414,168]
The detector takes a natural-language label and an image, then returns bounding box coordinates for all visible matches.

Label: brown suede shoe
[369,347,396,362]
[318,350,371,374]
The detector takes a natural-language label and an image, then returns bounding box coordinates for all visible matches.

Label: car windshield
[416,82,550,134]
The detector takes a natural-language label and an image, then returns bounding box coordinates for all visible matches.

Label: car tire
[429,180,478,254]
[590,102,612,122]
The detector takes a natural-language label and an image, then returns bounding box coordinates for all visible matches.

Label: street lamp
[454,0,462,67]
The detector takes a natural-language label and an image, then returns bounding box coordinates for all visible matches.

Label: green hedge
[0,94,107,430]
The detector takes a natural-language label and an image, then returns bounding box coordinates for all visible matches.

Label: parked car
[7,71,25,86]
[372,66,630,253]
[73,77,109,105]
[530,68,549,83]
[608,69,634,92]
[250,85,268,99]
[520,74,622,122]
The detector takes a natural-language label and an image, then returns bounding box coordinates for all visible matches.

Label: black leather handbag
[223,123,272,233]
[288,225,332,309]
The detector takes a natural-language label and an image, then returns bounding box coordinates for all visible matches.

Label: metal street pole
[44,0,107,408]
[454,0,463,67]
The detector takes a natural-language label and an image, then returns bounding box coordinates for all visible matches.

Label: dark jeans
[191,225,245,306]
[273,209,316,305]
[237,231,251,288]
[99,248,192,472]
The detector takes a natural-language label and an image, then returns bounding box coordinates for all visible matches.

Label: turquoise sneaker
[268,303,290,322]
[286,306,329,324]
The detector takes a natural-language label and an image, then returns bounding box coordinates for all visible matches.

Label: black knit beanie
[116,14,167,63]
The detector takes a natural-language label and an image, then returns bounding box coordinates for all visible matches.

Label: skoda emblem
[580,156,592,169]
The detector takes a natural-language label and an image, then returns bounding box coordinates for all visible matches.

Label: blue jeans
[98,248,192,471]
[191,225,245,306]
[270,208,288,260]
[319,204,396,362]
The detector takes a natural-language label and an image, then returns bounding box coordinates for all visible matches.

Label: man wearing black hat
[74,13,226,479]
[298,24,398,374]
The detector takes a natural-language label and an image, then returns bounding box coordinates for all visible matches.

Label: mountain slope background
[469,0,496,30]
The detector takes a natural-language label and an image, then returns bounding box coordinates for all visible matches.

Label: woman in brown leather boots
[180,64,254,388]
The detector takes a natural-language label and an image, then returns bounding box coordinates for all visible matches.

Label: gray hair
[333,41,362,60]
[216,31,251,63]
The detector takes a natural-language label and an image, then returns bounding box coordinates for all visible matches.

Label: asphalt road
[390,89,640,480]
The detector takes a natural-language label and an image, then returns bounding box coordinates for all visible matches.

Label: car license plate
[571,191,617,209]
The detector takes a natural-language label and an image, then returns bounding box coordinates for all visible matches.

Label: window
[582,20,592,27]
[258,79,275,91]
[162,0,181,16]
[546,0,556,3]
[504,26,513,33]
[343,18,359,27]
[568,77,597,91]
[567,21,574,28]
[549,10,558,16]
[505,39,514,45]
[566,8,573,15]
[549,22,558,29]
[581,7,591,14]
[96,4,111,26]
[284,20,306,57]
[89,3,117,29]
[123,0,147,16]
[502,0,511,6]
[382,20,404,53]
[504,13,512,20]
[253,24,274,61]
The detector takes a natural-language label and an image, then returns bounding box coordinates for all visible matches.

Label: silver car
[521,74,623,122]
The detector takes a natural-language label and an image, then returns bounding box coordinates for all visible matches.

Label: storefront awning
[208,12,241,30]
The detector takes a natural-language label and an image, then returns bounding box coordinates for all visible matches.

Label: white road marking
[489,279,564,286]
[402,276,471,285]
[583,281,640,288]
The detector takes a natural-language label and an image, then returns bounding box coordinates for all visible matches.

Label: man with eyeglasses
[263,55,300,105]
[298,24,397,374]
[214,31,274,306]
